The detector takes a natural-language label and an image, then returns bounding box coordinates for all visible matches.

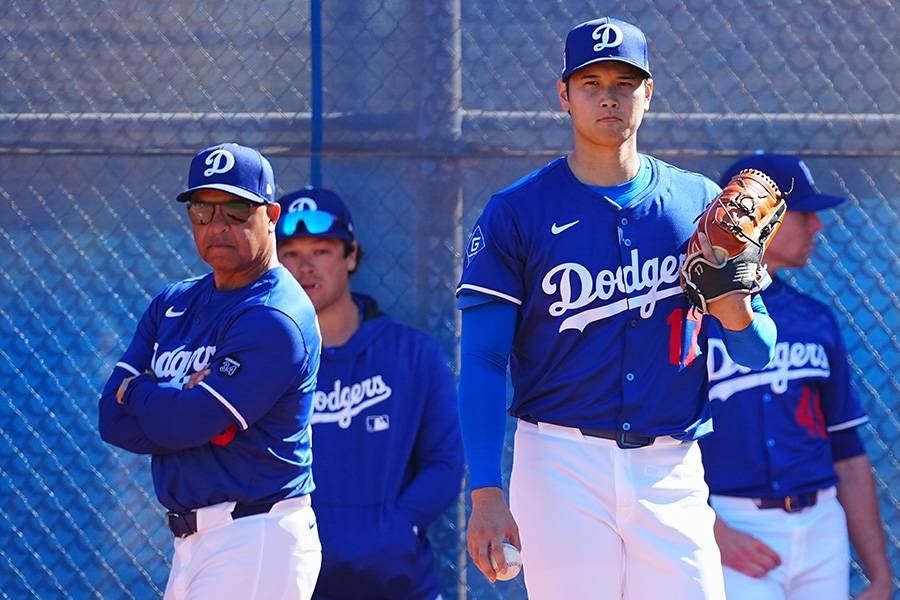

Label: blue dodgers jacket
[310,294,464,600]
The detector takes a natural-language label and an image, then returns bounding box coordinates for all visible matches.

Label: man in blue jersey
[275,187,465,600]
[99,143,322,600]
[700,153,893,600]
[457,17,778,600]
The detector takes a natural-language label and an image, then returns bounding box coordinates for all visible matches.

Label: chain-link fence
[0,0,898,598]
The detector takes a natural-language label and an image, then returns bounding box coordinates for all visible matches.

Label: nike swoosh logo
[165,307,186,318]
[308,519,317,529]
[551,220,580,234]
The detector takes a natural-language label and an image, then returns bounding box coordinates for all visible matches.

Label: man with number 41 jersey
[700,153,892,600]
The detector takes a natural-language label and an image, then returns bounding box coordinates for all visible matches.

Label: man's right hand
[714,516,782,578]
[185,368,211,389]
[467,487,522,582]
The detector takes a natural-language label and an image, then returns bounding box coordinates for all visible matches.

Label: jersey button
[620,217,628,226]
[622,422,632,431]
[625,372,635,381]
[763,393,772,402]
[623,238,632,247]
[766,438,775,447]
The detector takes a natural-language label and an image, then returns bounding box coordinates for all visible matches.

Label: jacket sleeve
[114,308,310,451]
[99,367,181,454]
[396,340,466,531]
[98,297,180,454]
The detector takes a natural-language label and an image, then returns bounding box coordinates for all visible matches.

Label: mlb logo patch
[465,225,486,266]
[366,415,390,432]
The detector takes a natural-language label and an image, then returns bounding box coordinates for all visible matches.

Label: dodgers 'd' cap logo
[203,148,236,178]
[288,196,318,212]
[561,17,651,81]
[177,142,275,204]
[592,23,623,52]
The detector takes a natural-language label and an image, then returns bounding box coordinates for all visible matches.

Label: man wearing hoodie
[275,186,465,600]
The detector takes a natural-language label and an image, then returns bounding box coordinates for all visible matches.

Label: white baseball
[489,542,522,581]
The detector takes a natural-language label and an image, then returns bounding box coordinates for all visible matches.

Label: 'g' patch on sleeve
[218,356,242,377]
[465,225,486,267]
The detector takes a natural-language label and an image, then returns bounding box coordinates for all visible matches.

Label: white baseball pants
[709,487,849,600]
[510,420,725,600]
[163,496,321,600]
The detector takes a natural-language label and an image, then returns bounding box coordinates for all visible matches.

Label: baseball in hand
[490,542,522,581]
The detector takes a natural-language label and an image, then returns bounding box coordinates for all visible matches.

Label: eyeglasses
[276,210,342,237]
[186,200,256,226]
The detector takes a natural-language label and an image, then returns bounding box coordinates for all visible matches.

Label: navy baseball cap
[177,142,275,204]
[561,17,651,81]
[719,153,845,212]
[275,187,355,241]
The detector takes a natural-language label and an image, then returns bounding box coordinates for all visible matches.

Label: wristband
[116,375,137,405]
[115,369,157,405]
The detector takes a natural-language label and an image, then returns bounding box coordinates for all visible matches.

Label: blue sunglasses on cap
[277,209,345,237]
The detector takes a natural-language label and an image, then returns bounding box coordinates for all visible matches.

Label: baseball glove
[679,169,786,313]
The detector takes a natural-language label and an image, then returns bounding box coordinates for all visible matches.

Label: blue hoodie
[310,294,464,600]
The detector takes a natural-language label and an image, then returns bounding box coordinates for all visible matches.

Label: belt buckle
[783,495,807,513]
[167,510,198,538]
[617,432,653,449]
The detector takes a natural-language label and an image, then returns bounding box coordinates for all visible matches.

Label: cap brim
[787,192,845,212]
[177,183,271,204]
[563,57,652,80]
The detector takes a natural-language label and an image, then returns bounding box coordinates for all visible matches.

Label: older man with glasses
[99,142,323,600]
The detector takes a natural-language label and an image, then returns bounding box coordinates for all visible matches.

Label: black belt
[167,501,276,538]
[520,416,655,449]
[753,491,818,513]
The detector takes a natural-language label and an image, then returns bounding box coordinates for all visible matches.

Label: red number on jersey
[795,387,827,438]
[667,307,703,366]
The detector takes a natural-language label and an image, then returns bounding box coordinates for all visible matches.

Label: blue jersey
[457,155,721,439]
[99,267,321,512]
[700,278,868,498]
[310,295,464,600]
